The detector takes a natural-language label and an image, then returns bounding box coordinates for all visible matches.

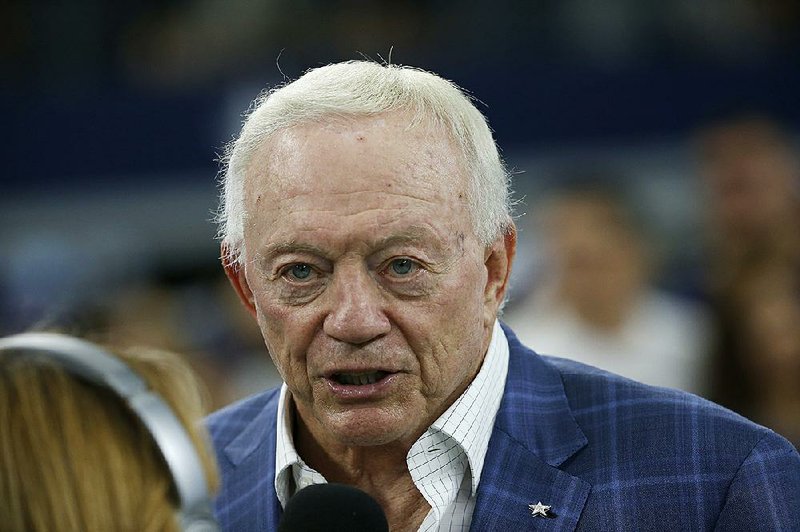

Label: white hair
[217,60,512,265]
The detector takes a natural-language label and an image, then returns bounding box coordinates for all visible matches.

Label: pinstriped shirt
[274,320,509,531]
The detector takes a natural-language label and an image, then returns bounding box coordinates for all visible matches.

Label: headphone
[0,332,220,532]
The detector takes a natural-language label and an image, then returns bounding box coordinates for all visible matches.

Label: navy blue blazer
[207,326,800,530]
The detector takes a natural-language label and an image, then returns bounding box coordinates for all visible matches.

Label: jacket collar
[495,324,588,466]
[470,324,591,531]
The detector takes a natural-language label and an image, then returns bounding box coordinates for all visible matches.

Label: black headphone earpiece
[0,333,220,532]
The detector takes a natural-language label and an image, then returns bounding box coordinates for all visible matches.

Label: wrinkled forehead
[243,112,470,202]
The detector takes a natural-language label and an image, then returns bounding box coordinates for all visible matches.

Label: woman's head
[0,335,218,532]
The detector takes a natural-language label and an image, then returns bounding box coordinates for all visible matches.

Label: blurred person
[505,182,711,393]
[0,333,219,532]
[697,113,800,292]
[737,266,800,447]
[208,61,799,531]
[696,113,800,443]
[84,269,280,410]
[100,282,240,410]
[57,280,239,412]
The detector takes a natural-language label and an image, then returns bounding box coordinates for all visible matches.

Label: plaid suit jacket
[207,325,800,531]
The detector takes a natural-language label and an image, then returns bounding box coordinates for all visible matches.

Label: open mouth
[331,371,389,385]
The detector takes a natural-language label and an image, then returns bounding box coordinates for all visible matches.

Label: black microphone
[277,483,389,532]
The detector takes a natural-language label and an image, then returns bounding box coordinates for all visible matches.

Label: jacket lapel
[471,326,591,531]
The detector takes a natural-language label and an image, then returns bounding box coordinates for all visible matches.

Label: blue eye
[390,258,415,275]
[287,264,312,280]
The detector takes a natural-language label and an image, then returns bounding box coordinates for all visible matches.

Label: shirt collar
[426,320,509,496]
[274,383,302,508]
[274,320,509,505]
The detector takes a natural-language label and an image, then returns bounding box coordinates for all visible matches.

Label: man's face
[227,112,512,449]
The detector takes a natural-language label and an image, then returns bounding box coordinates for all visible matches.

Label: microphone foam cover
[278,483,389,532]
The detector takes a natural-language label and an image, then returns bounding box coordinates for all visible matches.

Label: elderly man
[207,62,799,531]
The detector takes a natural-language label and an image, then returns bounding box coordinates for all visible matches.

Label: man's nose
[323,267,391,345]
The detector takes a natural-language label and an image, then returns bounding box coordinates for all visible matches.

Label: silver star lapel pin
[528,501,552,518]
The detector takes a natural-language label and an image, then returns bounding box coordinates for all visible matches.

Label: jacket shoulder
[500,325,799,529]
[545,353,766,442]
[206,388,281,451]
[540,355,800,529]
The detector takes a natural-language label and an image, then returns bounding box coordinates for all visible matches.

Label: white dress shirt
[274,320,510,531]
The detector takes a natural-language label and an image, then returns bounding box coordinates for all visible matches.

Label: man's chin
[321,408,418,448]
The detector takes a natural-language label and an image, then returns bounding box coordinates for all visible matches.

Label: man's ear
[222,244,257,318]
[483,223,517,321]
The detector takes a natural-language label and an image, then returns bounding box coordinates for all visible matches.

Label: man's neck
[294,414,431,531]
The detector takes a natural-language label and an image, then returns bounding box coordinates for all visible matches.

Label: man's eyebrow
[254,226,447,264]
[373,226,444,249]
[256,242,330,262]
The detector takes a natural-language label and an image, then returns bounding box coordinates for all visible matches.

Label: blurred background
[2,1,798,445]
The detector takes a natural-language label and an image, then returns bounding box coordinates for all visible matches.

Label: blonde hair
[217,60,512,265]
[0,344,218,532]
